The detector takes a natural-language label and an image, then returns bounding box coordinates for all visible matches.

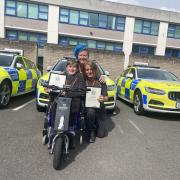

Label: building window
[59,8,125,31]
[107,16,116,30]
[39,5,48,20]
[28,3,38,19]
[168,25,180,39]
[60,8,69,23]
[5,0,48,20]
[116,17,125,31]
[6,30,47,47]
[134,19,159,36]
[59,36,123,53]
[79,11,89,26]
[132,45,155,55]
[5,0,16,15]
[70,10,79,24]
[89,13,98,27]
[17,1,27,17]
[165,48,180,58]
[99,14,107,28]
[88,40,96,48]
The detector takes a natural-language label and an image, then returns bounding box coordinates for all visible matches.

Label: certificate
[85,87,101,108]
[48,72,66,88]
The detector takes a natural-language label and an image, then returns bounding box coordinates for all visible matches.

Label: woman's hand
[45,88,51,93]
[61,91,66,96]
[98,95,104,102]
[99,75,106,84]
[98,95,108,102]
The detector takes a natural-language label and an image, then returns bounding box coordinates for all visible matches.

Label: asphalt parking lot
[0,94,180,180]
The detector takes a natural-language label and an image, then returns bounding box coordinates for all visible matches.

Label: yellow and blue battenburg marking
[1,66,40,96]
[24,68,32,79]
[4,67,19,81]
[18,80,26,93]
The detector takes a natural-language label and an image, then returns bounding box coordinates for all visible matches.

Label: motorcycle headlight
[145,87,165,95]
[39,79,48,86]
[107,85,116,91]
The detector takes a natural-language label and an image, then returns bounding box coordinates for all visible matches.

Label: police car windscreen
[137,69,179,81]
[53,60,67,72]
[0,54,14,67]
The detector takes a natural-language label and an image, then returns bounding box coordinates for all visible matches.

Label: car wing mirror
[105,70,110,76]
[126,73,134,79]
[46,66,52,72]
[16,63,24,69]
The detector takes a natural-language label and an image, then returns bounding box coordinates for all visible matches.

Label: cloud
[105,0,140,5]
[160,6,180,13]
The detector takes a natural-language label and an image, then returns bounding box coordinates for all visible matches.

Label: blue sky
[106,0,180,12]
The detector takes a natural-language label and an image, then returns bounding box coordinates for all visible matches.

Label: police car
[116,62,180,115]
[36,57,117,112]
[0,49,41,108]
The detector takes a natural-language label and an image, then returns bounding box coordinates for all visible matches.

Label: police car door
[117,68,130,98]
[14,57,27,94]
[23,58,35,91]
[124,68,135,102]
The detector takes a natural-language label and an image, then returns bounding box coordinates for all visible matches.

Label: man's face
[78,50,88,64]
[85,65,94,78]
[66,64,77,75]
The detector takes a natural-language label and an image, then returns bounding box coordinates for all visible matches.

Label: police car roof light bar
[133,62,149,66]
[4,48,24,56]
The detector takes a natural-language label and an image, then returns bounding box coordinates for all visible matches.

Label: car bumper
[143,93,180,113]
[144,105,180,113]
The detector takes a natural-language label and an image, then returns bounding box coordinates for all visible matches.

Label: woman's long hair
[84,61,101,87]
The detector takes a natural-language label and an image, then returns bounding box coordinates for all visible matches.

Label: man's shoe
[89,131,96,143]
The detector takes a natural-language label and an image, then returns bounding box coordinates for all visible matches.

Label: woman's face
[85,64,95,78]
[66,64,77,75]
[78,50,88,64]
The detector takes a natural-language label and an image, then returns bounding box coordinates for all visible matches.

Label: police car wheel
[134,91,144,115]
[0,81,11,108]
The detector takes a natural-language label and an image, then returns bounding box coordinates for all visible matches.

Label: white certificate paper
[48,72,66,88]
[85,87,101,108]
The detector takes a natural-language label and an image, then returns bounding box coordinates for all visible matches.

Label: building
[0,0,180,78]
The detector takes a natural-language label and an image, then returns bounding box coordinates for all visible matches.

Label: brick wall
[0,38,37,64]
[130,54,180,78]
[1,38,180,80]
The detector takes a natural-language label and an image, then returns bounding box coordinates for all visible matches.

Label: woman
[74,45,105,83]
[84,61,108,143]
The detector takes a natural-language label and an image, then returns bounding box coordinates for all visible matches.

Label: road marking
[116,123,124,134]
[128,119,144,135]
[12,99,35,111]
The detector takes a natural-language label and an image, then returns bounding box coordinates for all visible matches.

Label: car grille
[168,92,180,101]
[39,93,49,99]
[108,97,114,102]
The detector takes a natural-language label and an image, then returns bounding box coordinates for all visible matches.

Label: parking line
[12,99,35,111]
[128,119,144,136]
[116,123,124,134]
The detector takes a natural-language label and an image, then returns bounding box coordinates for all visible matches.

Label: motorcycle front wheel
[53,137,64,170]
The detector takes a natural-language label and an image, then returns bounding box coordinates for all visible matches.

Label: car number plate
[176,102,180,109]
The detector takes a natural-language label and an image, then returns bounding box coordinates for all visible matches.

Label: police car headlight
[107,85,116,91]
[145,87,165,95]
[39,79,48,86]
